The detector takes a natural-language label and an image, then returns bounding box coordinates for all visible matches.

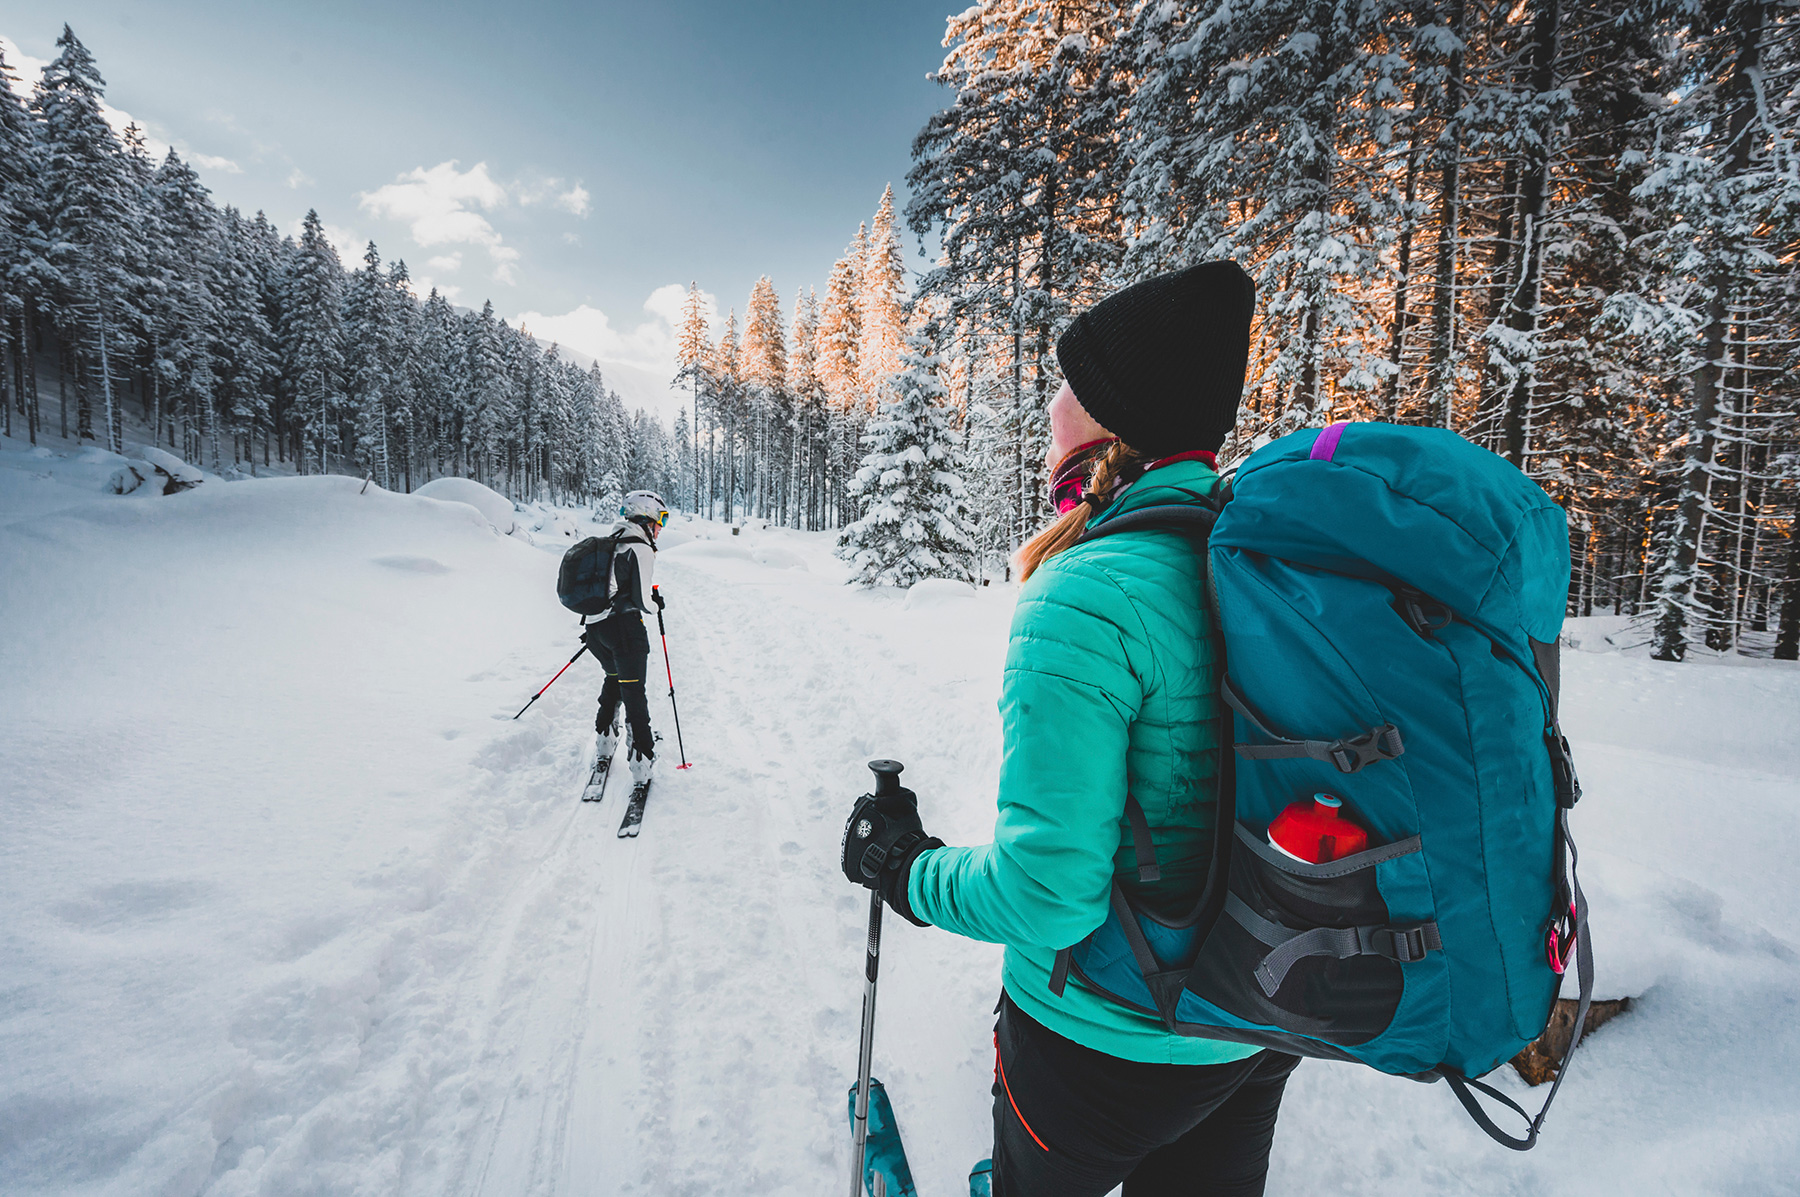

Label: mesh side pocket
[1184,825,1425,1047]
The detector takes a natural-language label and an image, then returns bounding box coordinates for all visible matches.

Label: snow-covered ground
[3,431,1797,1196]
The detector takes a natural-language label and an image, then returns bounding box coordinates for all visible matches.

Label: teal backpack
[1049,421,1593,1150]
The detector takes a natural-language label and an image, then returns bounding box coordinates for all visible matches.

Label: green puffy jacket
[908,458,1260,1065]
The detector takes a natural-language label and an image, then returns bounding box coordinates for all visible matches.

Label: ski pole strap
[1443,809,1593,1151]
[1221,674,1403,773]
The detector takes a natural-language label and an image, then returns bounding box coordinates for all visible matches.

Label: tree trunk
[59,336,70,439]
[1384,103,1422,422]
[1499,0,1560,467]
[1652,0,1765,660]
[98,316,119,453]
[1426,0,1466,429]
[1776,487,1800,660]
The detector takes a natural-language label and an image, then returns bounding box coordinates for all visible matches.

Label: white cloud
[326,224,369,265]
[286,167,314,189]
[554,184,590,217]
[360,160,507,246]
[645,282,713,335]
[0,33,48,92]
[188,151,242,175]
[489,244,520,286]
[426,253,463,273]
[515,284,717,381]
[359,160,519,282]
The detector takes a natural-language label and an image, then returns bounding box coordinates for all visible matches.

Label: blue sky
[1,1,955,385]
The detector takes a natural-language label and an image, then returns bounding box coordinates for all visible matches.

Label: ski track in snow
[4,436,1799,1196]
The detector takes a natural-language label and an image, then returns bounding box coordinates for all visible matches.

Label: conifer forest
[4,4,1798,661]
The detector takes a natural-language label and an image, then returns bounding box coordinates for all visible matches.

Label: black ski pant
[583,613,653,756]
[991,991,1298,1197]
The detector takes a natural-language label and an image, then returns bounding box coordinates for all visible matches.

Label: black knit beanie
[1054,261,1255,457]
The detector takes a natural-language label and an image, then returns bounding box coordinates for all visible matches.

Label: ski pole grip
[868,759,904,799]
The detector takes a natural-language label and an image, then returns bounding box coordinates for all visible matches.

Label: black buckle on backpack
[1328,724,1405,773]
[1373,922,1441,963]
[1546,728,1581,808]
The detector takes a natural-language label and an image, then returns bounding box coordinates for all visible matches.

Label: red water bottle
[1268,793,1369,864]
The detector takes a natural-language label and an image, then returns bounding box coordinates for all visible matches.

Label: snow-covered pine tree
[384,257,421,490]
[858,188,906,403]
[463,300,512,488]
[279,210,345,474]
[671,405,693,513]
[36,25,138,451]
[674,282,711,511]
[215,207,278,472]
[837,325,975,587]
[819,231,864,414]
[412,286,458,479]
[0,42,50,444]
[244,212,292,464]
[742,275,789,519]
[910,0,1128,545]
[712,308,742,520]
[149,150,224,465]
[1629,0,1800,659]
[788,286,828,528]
[962,358,1019,582]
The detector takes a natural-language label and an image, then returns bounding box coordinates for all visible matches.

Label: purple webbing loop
[1311,421,1349,462]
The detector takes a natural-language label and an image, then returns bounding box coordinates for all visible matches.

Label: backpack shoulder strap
[1076,502,1220,546]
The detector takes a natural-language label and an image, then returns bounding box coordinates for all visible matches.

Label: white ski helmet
[620,489,669,528]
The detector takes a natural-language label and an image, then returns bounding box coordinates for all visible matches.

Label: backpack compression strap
[1221,674,1405,774]
[1441,809,1593,1151]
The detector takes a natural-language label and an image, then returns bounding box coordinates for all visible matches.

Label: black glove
[841,784,942,927]
[580,622,604,656]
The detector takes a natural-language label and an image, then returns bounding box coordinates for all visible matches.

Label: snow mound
[136,446,210,487]
[414,477,525,538]
[523,505,581,541]
[752,545,808,571]
[903,578,977,609]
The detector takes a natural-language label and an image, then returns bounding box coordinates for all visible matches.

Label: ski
[582,723,620,804]
[580,752,615,803]
[845,1078,917,1196]
[617,779,651,837]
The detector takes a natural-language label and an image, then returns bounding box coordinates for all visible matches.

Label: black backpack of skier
[557,534,620,616]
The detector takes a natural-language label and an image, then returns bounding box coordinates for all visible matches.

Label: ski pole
[652,587,691,769]
[851,758,904,1197]
[512,643,587,720]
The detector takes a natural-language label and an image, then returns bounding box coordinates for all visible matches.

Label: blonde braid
[1015,441,1146,582]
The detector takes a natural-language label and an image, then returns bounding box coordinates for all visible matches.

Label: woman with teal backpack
[841,262,1298,1196]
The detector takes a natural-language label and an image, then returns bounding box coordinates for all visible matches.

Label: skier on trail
[842,263,1295,1195]
[584,490,669,791]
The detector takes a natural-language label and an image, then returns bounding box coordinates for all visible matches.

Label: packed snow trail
[456,529,1018,1195]
[4,439,1800,1195]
